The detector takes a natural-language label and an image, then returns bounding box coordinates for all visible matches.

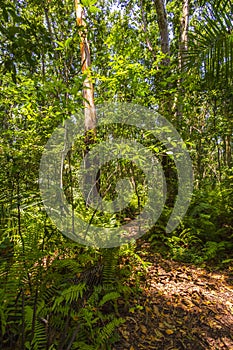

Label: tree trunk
[179,0,189,69]
[225,134,232,167]
[74,0,96,140]
[154,0,171,117]
[154,0,176,206]
[173,0,190,127]
[74,0,97,208]
[154,0,170,64]
[140,0,157,59]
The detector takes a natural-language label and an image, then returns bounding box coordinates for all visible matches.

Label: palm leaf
[184,0,233,88]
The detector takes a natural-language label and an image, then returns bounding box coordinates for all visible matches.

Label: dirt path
[114,247,233,349]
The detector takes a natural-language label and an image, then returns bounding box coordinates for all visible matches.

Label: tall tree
[179,0,190,69]
[74,0,96,143]
[154,0,170,64]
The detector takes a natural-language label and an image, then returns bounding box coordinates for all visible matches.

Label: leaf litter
[114,245,233,350]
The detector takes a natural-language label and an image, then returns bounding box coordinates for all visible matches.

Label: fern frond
[96,317,125,347]
[102,248,119,287]
[31,320,47,350]
[99,292,120,307]
[52,283,86,310]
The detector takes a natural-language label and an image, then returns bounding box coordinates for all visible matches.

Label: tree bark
[74,0,96,137]
[140,0,157,59]
[172,0,190,127]
[179,0,190,69]
[225,134,232,167]
[154,0,170,64]
[74,0,97,208]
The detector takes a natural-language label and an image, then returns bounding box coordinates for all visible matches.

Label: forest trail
[115,246,233,350]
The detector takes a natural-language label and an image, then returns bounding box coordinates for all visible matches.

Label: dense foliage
[0,0,232,348]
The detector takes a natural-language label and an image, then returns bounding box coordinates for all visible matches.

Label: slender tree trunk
[154,0,170,64]
[140,0,157,59]
[225,134,232,167]
[74,0,96,141]
[74,0,97,209]
[154,0,172,118]
[154,0,177,206]
[173,0,190,127]
[179,0,189,69]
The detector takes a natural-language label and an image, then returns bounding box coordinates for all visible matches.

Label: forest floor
[114,243,233,350]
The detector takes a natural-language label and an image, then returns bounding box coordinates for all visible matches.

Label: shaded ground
[114,244,233,350]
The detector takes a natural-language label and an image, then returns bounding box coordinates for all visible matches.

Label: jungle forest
[0,0,233,349]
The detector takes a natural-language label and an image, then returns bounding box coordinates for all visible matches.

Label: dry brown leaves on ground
[114,246,233,350]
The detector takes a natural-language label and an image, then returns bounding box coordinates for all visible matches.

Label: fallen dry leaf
[140,324,147,334]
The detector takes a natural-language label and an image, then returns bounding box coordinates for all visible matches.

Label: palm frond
[184,0,233,88]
